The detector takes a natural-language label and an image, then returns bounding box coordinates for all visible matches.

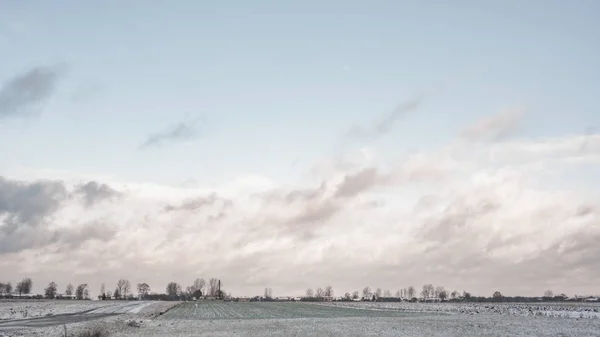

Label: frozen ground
[3,301,600,337]
[0,300,111,320]
[0,301,179,337]
[107,314,600,337]
[321,301,600,319]
[161,301,421,319]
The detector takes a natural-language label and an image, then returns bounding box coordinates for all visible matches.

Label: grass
[74,325,110,337]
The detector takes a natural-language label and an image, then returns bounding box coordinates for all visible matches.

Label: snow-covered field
[0,300,110,320]
[3,301,600,336]
[161,301,419,320]
[320,301,600,319]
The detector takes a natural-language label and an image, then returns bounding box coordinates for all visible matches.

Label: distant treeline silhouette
[1,279,597,303]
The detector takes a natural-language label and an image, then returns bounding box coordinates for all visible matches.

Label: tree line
[0,277,225,301]
[276,284,575,303]
[0,278,581,303]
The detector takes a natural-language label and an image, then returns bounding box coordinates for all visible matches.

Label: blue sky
[1,1,600,296]
[2,0,598,185]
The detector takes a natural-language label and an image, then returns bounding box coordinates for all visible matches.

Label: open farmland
[3,301,600,336]
[0,300,112,320]
[321,301,600,319]
[161,301,423,320]
[104,301,600,337]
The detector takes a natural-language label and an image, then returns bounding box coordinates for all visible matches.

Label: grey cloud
[334,167,388,198]
[0,221,116,254]
[285,200,340,226]
[419,198,500,243]
[262,165,415,237]
[0,176,67,232]
[140,120,198,148]
[461,108,523,142]
[0,176,117,254]
[74,181,122,207]
[0,65,64,118]
[346,98,421,139]
[165,193,231,212]
[56,222,117,250]
[284,182,327,203]
[207,212,227,222]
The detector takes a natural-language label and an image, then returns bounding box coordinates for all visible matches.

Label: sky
[0,0,599,298]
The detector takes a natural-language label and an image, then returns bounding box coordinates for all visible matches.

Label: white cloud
[1,115,599,298]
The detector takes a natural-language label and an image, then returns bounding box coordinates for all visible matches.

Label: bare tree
[116,279,127,299]
[75,284,89,300]
[137,283,151,299]
[0,282,12,295]
[100,283,105,296]
[451,290,458,299]
[407,286,415,299]
[315,287,325,298]
[421,284,434,299]
[16,278,32,296]
[383,289,392,298]
[437,287,447,301]
[264,288,273,299]
[166,282,181,296]
[191,278,206,295]
[208,278,219,297]
[116,279,131,299]
[435,286,446,300]
[106,290,112,299]
[375,288,382,299]
[544,290,554,298]
[305,288,314,298]
[114,288,120,299]
[352,291,359,299]
[362,286,371,299]
[44,282,58,299]
[65,283,74,296]
[463,291,472,300]
[395,289,401,298]
[324,286,334,297]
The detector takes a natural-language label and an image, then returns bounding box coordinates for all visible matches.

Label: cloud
[0,65,64,118]
[346,97,422,139]
[164,193,231,212]
[0,176,67,230]
[0,177,119,254]
[74,181,122,207]
[461,108,524,142]
[1,126,600,297]
[140,120,199,148]
[334,167,389,198]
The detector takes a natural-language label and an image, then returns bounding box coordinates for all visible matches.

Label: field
[160,301,420,320]
[0,300,111,320]
[107,301,600,337]
[2,300,600,336]
[320,301,600,319]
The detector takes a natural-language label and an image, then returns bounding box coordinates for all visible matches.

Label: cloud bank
[1,111,599,298]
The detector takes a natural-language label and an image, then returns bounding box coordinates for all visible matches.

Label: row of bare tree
[304,286,335,299]
[1,277,224,300]
[98,277,223,300]
[299,285,462,301]
[0,278,33,296]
